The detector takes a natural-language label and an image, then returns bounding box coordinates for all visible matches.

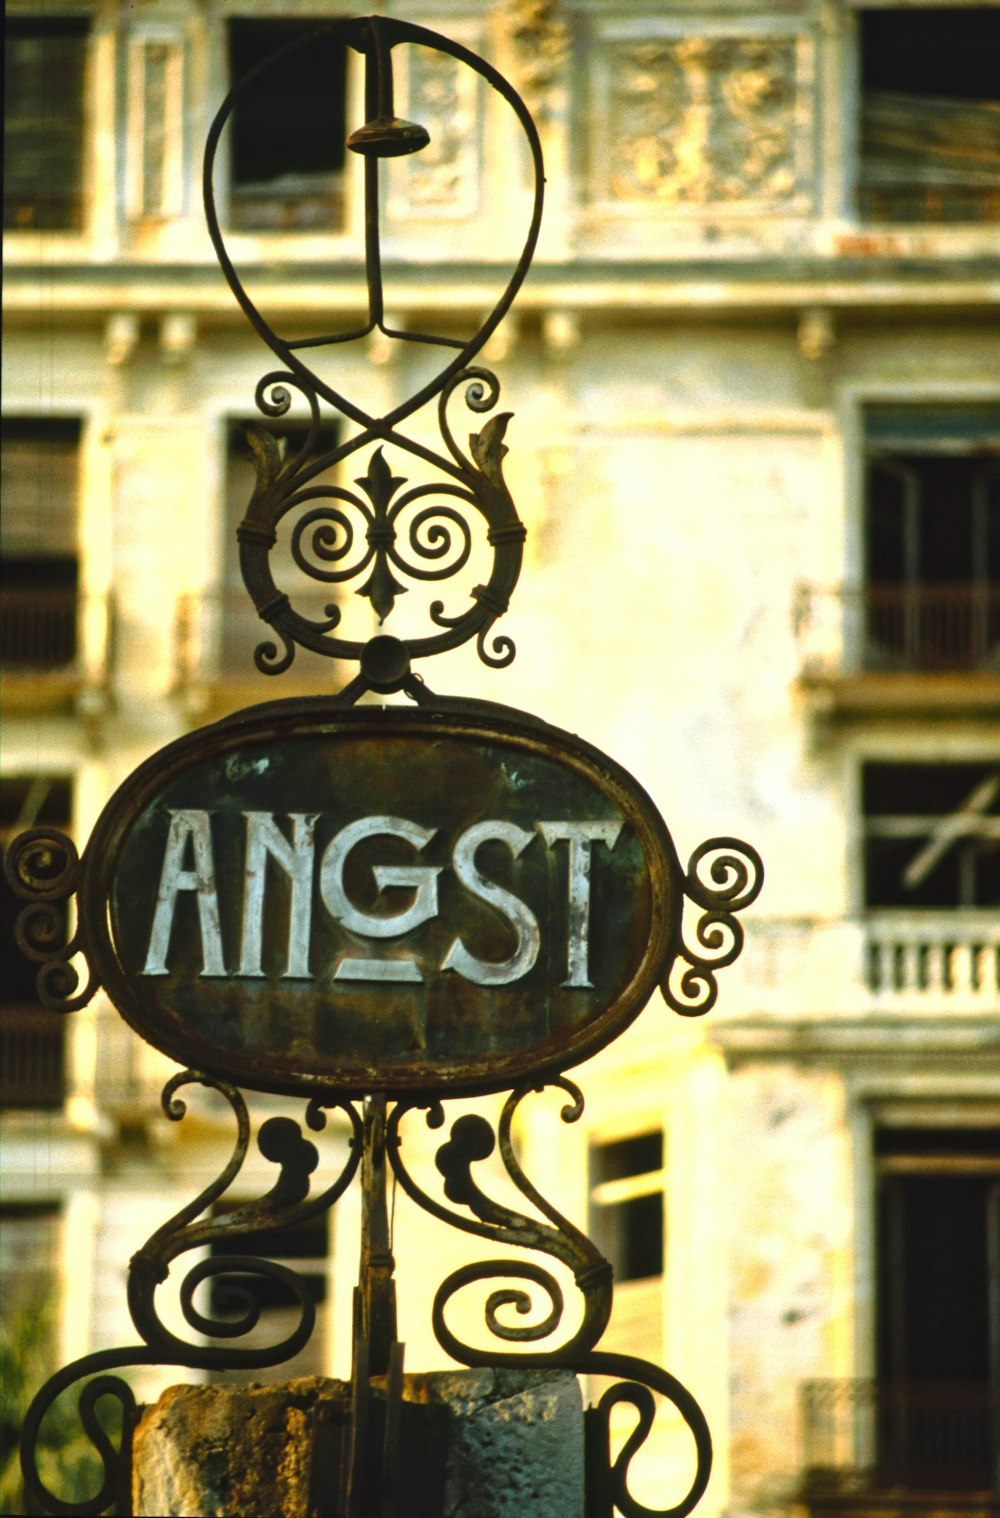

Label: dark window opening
[1,779,73,1110]
[207,1206,329,1382]
[0,1202,62,1324]
[3,16,89,231]
[227,19,347,232]
[862,405,1000,671]
[863,762,1000,910]
[590,1132,664,1283]
[1,418,82,670]
[859,8,1000,223]
[875,1127,1000,1490]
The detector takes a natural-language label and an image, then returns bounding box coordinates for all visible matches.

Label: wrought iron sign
[8,16,762,1518]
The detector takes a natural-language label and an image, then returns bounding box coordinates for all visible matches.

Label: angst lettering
[141,810,622,988]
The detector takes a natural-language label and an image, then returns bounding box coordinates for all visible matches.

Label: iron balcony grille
[1,585,78,668]
[802,1379,1000,1496]
[794,583,1000,676]
[0,1004,66,1110]
[0,586,116,674]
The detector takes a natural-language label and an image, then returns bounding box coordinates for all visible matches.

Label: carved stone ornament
[508,0,569,118]
[391,45,479,214]
[602,35,804,205]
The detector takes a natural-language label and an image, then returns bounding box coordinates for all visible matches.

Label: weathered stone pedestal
[132,1368,584,1517]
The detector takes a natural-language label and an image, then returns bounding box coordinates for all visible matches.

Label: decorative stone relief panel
[590,33,813,210]
[125,33,185,221]
[508,0,569,121]
[389,43,481,217]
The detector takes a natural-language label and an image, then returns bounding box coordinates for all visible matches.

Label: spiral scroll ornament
[3,827,99,1012]
[19,1073,363,1516]
[661,837,764,1015]
[387,1082,612,1366]
[235,368,526,690]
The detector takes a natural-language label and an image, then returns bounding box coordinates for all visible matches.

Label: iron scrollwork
[384,1084,711,1518]
[3,827,99,1012]
[201,14,543,698]
[14,13,759,1515]
[235,364,526,685]
[662,837,764,1016]
[19,1072,363,1517]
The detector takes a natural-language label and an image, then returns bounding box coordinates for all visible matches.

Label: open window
[3,15,89,231]
[875,1127,1000,1490]
[0,418,82,673]
[0,778,73,1110]
[226,18,348,232]
[863,404,1000,672]
[589,1131,664,1356]
[590,1132,664,1283]
[863,762,1000,911]
[858,8,1000,224]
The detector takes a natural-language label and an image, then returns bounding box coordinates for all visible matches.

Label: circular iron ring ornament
[73,697,683,1099]
[203,17,544,684]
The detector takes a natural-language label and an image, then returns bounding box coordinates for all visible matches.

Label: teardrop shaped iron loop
[203,15,544,434]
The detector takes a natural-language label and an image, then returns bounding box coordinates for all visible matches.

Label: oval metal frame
[80,696,684,1099]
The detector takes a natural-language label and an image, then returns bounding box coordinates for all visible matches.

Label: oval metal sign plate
[83,698,682,1096]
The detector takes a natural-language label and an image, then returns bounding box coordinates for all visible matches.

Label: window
[227,19,347,232]
[3,15,89,230]
[589,1131,664,1359]
[0,418,82,671]
[858,8,1000,223]
[0,778,73,1109]
[207,1206,330,1382]
[875,1127,1000,1489]
[863,405,1000,672]
[863,762,1000,910]
[590,1132,664,1283]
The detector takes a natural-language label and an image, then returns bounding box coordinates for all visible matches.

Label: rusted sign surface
[81,698,682,1096]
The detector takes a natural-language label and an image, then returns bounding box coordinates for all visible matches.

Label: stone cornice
[4,255,1000,321]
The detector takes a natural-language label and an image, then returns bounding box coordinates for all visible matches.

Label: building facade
[2,1,999,1514]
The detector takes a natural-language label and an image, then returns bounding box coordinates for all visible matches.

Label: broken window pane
[863,762,1000,909]
[859,8,1000,223]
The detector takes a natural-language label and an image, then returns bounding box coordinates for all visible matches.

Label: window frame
[2,7,95,240]
[843,0,1000,230]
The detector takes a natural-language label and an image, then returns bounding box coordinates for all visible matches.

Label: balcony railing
[802,1379,1000,1496]
[865,916,1000,1002]
[0,1003,66,1109]
[1,585,79,667]
[795,584,1000,678]
[0,588,114,705]
[733,914,999,1017]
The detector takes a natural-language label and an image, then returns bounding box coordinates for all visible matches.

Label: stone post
[132,1368,584,1517]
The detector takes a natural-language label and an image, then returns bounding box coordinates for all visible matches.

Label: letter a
[143,810,226,977]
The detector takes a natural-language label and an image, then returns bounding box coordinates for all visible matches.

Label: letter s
[441,821,540,986]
